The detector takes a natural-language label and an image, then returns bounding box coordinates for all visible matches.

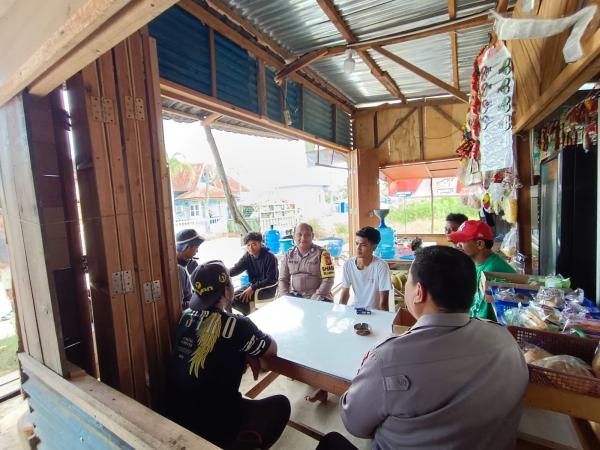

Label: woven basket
[508,326,600,397]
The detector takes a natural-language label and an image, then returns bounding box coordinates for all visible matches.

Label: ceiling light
[344,49,356,74]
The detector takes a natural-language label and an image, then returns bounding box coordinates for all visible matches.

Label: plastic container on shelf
[265,224,281,254]
[280,238,294,254]
[373,209,395,259]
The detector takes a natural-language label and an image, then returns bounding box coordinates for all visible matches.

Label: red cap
[448,220,493,243]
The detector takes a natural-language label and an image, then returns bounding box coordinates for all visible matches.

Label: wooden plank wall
[0,96,66,375]
[511,0,600,131]
[22,92,96,376]
[65,29,177,407]
[353,102,467,166]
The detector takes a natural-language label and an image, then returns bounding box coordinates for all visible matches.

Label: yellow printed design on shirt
[320,250,335,278]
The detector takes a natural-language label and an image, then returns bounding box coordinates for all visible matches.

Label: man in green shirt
[449,220,515,321]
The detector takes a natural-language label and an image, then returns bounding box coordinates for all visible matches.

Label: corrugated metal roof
[457,24,491,93]
[161,97,292,139]
[215,0,505,103]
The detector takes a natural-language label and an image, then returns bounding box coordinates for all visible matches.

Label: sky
[162,119,348,195]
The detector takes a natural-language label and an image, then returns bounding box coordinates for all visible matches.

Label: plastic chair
[248,281,279,313]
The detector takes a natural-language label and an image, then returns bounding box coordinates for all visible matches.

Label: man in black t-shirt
[166,261,290,450]
[230,231,279,315]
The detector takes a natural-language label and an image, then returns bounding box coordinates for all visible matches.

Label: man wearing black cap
[166,261,290,449]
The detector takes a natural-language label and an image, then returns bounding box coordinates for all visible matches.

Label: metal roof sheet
[213,0,503,103]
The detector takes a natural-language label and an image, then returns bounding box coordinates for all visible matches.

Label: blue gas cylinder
[264,225,280,254]
[240,272,250,286]
[375,220,396,260]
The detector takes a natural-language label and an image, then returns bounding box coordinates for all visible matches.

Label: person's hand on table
[240,286,254,302]
[246,356,261,380]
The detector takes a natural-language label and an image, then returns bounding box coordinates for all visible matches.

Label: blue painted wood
[265,66,283,123]
[303,89,334,141]
[215,32,259,114]
[335,108,352,148]
[23,374,132,450]
[285,81,301,129]
[149,5,212,96]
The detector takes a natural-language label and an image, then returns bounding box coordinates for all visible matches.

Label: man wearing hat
[176,229,205,310]
[448,220,515,321]
[176,228,205,275]
[166,261,290,449]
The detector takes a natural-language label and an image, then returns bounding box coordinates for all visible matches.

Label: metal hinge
[143,280,162,303]
[91,96,115,123]
[111,270,134,295]
[124,96,145,121]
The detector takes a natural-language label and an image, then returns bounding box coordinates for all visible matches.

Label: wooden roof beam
[274,49,328,85]
[198,0,354,111]
[317,0,356,43]
[373,47,468,103]
[278,8,494,70]
[315,0,406,102]
[201,112,223,126]
[496,0,509,13]
[448,0,460,89]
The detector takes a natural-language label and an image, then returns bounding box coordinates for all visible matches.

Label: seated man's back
[342,315,527,450]
[332,246,528,450]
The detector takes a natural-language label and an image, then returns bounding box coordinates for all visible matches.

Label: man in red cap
[448,220,515,321]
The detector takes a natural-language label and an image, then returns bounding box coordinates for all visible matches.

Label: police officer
[317,246,528,450]
[279,223,335,301]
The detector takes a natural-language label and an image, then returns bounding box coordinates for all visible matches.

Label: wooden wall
[66,29,178,408]
[512,0,600,131]
[0,96,66,375]
[353,101,467,167]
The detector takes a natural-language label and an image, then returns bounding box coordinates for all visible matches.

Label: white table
[247,296,396,397]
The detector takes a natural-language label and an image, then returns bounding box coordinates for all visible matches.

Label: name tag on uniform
[384,374,411,391]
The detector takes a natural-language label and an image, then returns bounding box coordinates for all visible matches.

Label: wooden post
[0,95,66,375]
[516,132,533,274]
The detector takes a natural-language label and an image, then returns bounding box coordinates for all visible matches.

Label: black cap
[189,261,231,310]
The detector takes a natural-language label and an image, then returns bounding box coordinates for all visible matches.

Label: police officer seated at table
[279,223,335,301]
[317,246,528,450]
[165,261,290,450]
[229,231,279,315]
[339,226,393,311]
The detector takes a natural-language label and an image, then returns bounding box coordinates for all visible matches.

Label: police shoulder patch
[320,249,335,278]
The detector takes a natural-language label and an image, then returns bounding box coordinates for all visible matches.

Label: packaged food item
[495,287,515,301]
[531,355,594,378]
[563,318,600,338]
[536,287,564,309]
[565,288,585,304]
[504,305,548,330]
[593,343,600,377]
[521,343,553,364]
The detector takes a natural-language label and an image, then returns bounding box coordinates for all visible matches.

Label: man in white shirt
[339,226,393,311]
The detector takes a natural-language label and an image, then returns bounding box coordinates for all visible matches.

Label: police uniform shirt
[166,308,272,439]
[279,244,335,300]
[340,313,529,450]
